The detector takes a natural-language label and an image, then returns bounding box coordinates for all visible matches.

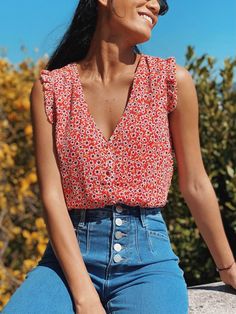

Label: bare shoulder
[30,78,44,103]
[169,62,198,113]
[175,63,197,106]
[176,63,194,86]
[29,77,51,129]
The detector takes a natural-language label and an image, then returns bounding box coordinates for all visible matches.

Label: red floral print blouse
[40,54,178,210]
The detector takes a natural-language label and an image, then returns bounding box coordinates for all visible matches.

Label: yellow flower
[35,217,45,229]
[28,172,37,183]
[22,230,31,239]
[24,124,32,136]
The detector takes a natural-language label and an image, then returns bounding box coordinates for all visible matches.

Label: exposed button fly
[115,205,124,213]
[113,254,122,263]
[115,218,123,226]
[114,243,122,252]
[115,231,124,239]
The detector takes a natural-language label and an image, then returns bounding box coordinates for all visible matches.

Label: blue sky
[0,0,235,81]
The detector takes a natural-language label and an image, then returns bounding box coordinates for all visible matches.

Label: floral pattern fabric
[40,54,178,210]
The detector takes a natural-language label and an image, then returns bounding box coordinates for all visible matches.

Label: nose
[146,0,160,16]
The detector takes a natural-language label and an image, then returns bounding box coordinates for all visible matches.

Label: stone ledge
[188,281,236,314]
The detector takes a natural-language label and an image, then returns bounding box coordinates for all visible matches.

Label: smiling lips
[138,13,154,26]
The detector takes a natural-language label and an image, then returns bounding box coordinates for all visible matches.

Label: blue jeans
[1,203,189,314]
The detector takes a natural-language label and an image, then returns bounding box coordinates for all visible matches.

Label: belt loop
[78,209,86,227]
[139,206,147,227]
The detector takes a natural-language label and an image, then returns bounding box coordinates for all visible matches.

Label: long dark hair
[45,0,169,71]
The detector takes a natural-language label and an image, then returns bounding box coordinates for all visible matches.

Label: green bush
[165,45,236,285]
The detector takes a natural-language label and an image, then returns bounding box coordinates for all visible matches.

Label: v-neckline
[71,53,144,145]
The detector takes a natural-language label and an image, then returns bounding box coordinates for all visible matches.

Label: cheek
[108,3,152,39]
[111,12,143,32]
[110,0,139,25]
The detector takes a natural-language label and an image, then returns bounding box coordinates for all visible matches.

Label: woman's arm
[169,65,236,289]
[30,79,102,307]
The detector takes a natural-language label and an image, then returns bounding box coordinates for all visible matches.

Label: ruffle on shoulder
[40,69,55,124]
[166,57,178,114]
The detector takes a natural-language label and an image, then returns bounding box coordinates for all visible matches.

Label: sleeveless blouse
[40,54,178,210]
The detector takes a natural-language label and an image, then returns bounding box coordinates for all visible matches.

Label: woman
[2,0,236,313]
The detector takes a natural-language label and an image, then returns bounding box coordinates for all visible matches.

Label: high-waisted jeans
[1,203,189,314]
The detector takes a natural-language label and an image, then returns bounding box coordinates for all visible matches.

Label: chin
[122,24,151,45]
[133,32,151,44]
[131,25,152,43]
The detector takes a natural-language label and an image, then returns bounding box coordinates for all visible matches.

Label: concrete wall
[188,281,236,314]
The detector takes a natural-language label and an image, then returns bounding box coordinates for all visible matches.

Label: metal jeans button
[115,218,123,226]
[115,205,124,213]
[115,231,124,239]
[113,254,122,263]
[114,243,122,252]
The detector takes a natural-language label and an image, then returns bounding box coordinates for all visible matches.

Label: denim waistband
[68,203,163,228]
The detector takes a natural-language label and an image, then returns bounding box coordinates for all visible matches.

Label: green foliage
[165,45,236,285]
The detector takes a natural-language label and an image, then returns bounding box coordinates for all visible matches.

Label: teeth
[139,14,153,25]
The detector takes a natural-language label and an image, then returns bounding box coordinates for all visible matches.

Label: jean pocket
[144,211,173,256]
[147,229,170,241]
[146,228,173,258]
[145,212,170,239]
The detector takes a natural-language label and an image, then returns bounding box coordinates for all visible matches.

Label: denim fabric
[1,203,189,314]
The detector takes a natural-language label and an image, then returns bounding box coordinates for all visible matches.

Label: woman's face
[98,0,161,46]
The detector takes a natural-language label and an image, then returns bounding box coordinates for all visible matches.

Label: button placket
[102,148,115,185]
[112,205,127,263]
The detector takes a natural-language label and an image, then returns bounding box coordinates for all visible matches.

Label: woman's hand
[75,297,107,314]
[219,262,236,289]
